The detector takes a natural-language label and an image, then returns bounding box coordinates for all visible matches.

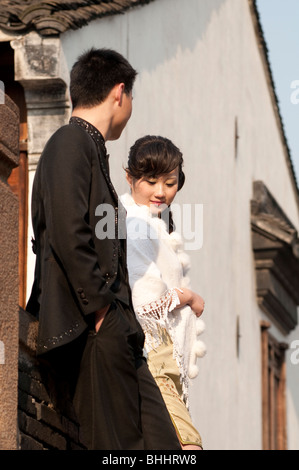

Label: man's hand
[95,304,111,332]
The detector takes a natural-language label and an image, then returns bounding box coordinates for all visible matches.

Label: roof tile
[0,0,155,36]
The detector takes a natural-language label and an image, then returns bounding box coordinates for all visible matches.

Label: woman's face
[127,167,179,214]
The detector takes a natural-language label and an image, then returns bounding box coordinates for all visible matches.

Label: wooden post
[261,320,270,450]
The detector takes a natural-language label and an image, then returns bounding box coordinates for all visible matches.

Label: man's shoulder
[49,122,91,144]
[38,122,96,170]
[41,122,96,160]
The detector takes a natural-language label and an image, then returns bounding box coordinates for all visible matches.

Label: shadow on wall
[127,0,228,75]
[61,0,228,75]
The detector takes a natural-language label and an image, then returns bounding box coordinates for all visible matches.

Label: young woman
[121,135,206,450]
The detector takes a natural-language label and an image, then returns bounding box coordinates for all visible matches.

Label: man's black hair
[70,48,137,109]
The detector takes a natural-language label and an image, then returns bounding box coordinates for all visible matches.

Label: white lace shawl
[121,193,206,404]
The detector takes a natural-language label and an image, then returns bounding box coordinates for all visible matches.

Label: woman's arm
[126,242,205,323]
[126,216,205,319]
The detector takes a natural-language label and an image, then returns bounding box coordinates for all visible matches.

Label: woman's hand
[175,288,205,317]
[95,304,111,332]
[189,292,205,317]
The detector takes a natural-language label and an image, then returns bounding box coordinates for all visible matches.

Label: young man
[27,48,180,450]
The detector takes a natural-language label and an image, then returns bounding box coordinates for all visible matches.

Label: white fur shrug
[121,193,206,403]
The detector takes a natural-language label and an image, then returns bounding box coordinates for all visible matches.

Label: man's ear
[115,83,125,106]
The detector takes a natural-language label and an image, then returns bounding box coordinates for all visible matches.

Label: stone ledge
[251,181,299,333]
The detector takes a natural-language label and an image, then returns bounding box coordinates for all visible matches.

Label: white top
[121,193,206,402]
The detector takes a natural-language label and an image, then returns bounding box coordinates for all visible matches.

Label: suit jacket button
[80,292,86,299]
[82,299,89,305]
[77,288,84,294]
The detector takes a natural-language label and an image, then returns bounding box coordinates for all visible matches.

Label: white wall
[59,0,299,450]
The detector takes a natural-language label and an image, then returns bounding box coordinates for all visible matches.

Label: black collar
[69,116,119,203]
[69,116,109,161]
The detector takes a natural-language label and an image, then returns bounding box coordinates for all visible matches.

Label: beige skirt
[147,331,203,448]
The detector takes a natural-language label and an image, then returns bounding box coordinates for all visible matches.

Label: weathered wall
[0,92,19,450]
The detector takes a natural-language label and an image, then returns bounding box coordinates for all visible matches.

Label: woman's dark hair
[126,135,185,233]
[70,48,137,109]
[126,135,185,191]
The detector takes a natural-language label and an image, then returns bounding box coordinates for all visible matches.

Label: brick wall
[18,308,86,450]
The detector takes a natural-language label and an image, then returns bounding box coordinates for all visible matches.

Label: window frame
[261,320,288,450]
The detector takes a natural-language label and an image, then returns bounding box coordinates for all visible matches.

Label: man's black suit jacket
[27,118,130,355]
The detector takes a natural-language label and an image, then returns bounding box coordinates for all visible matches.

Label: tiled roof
[0,0,155,37]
